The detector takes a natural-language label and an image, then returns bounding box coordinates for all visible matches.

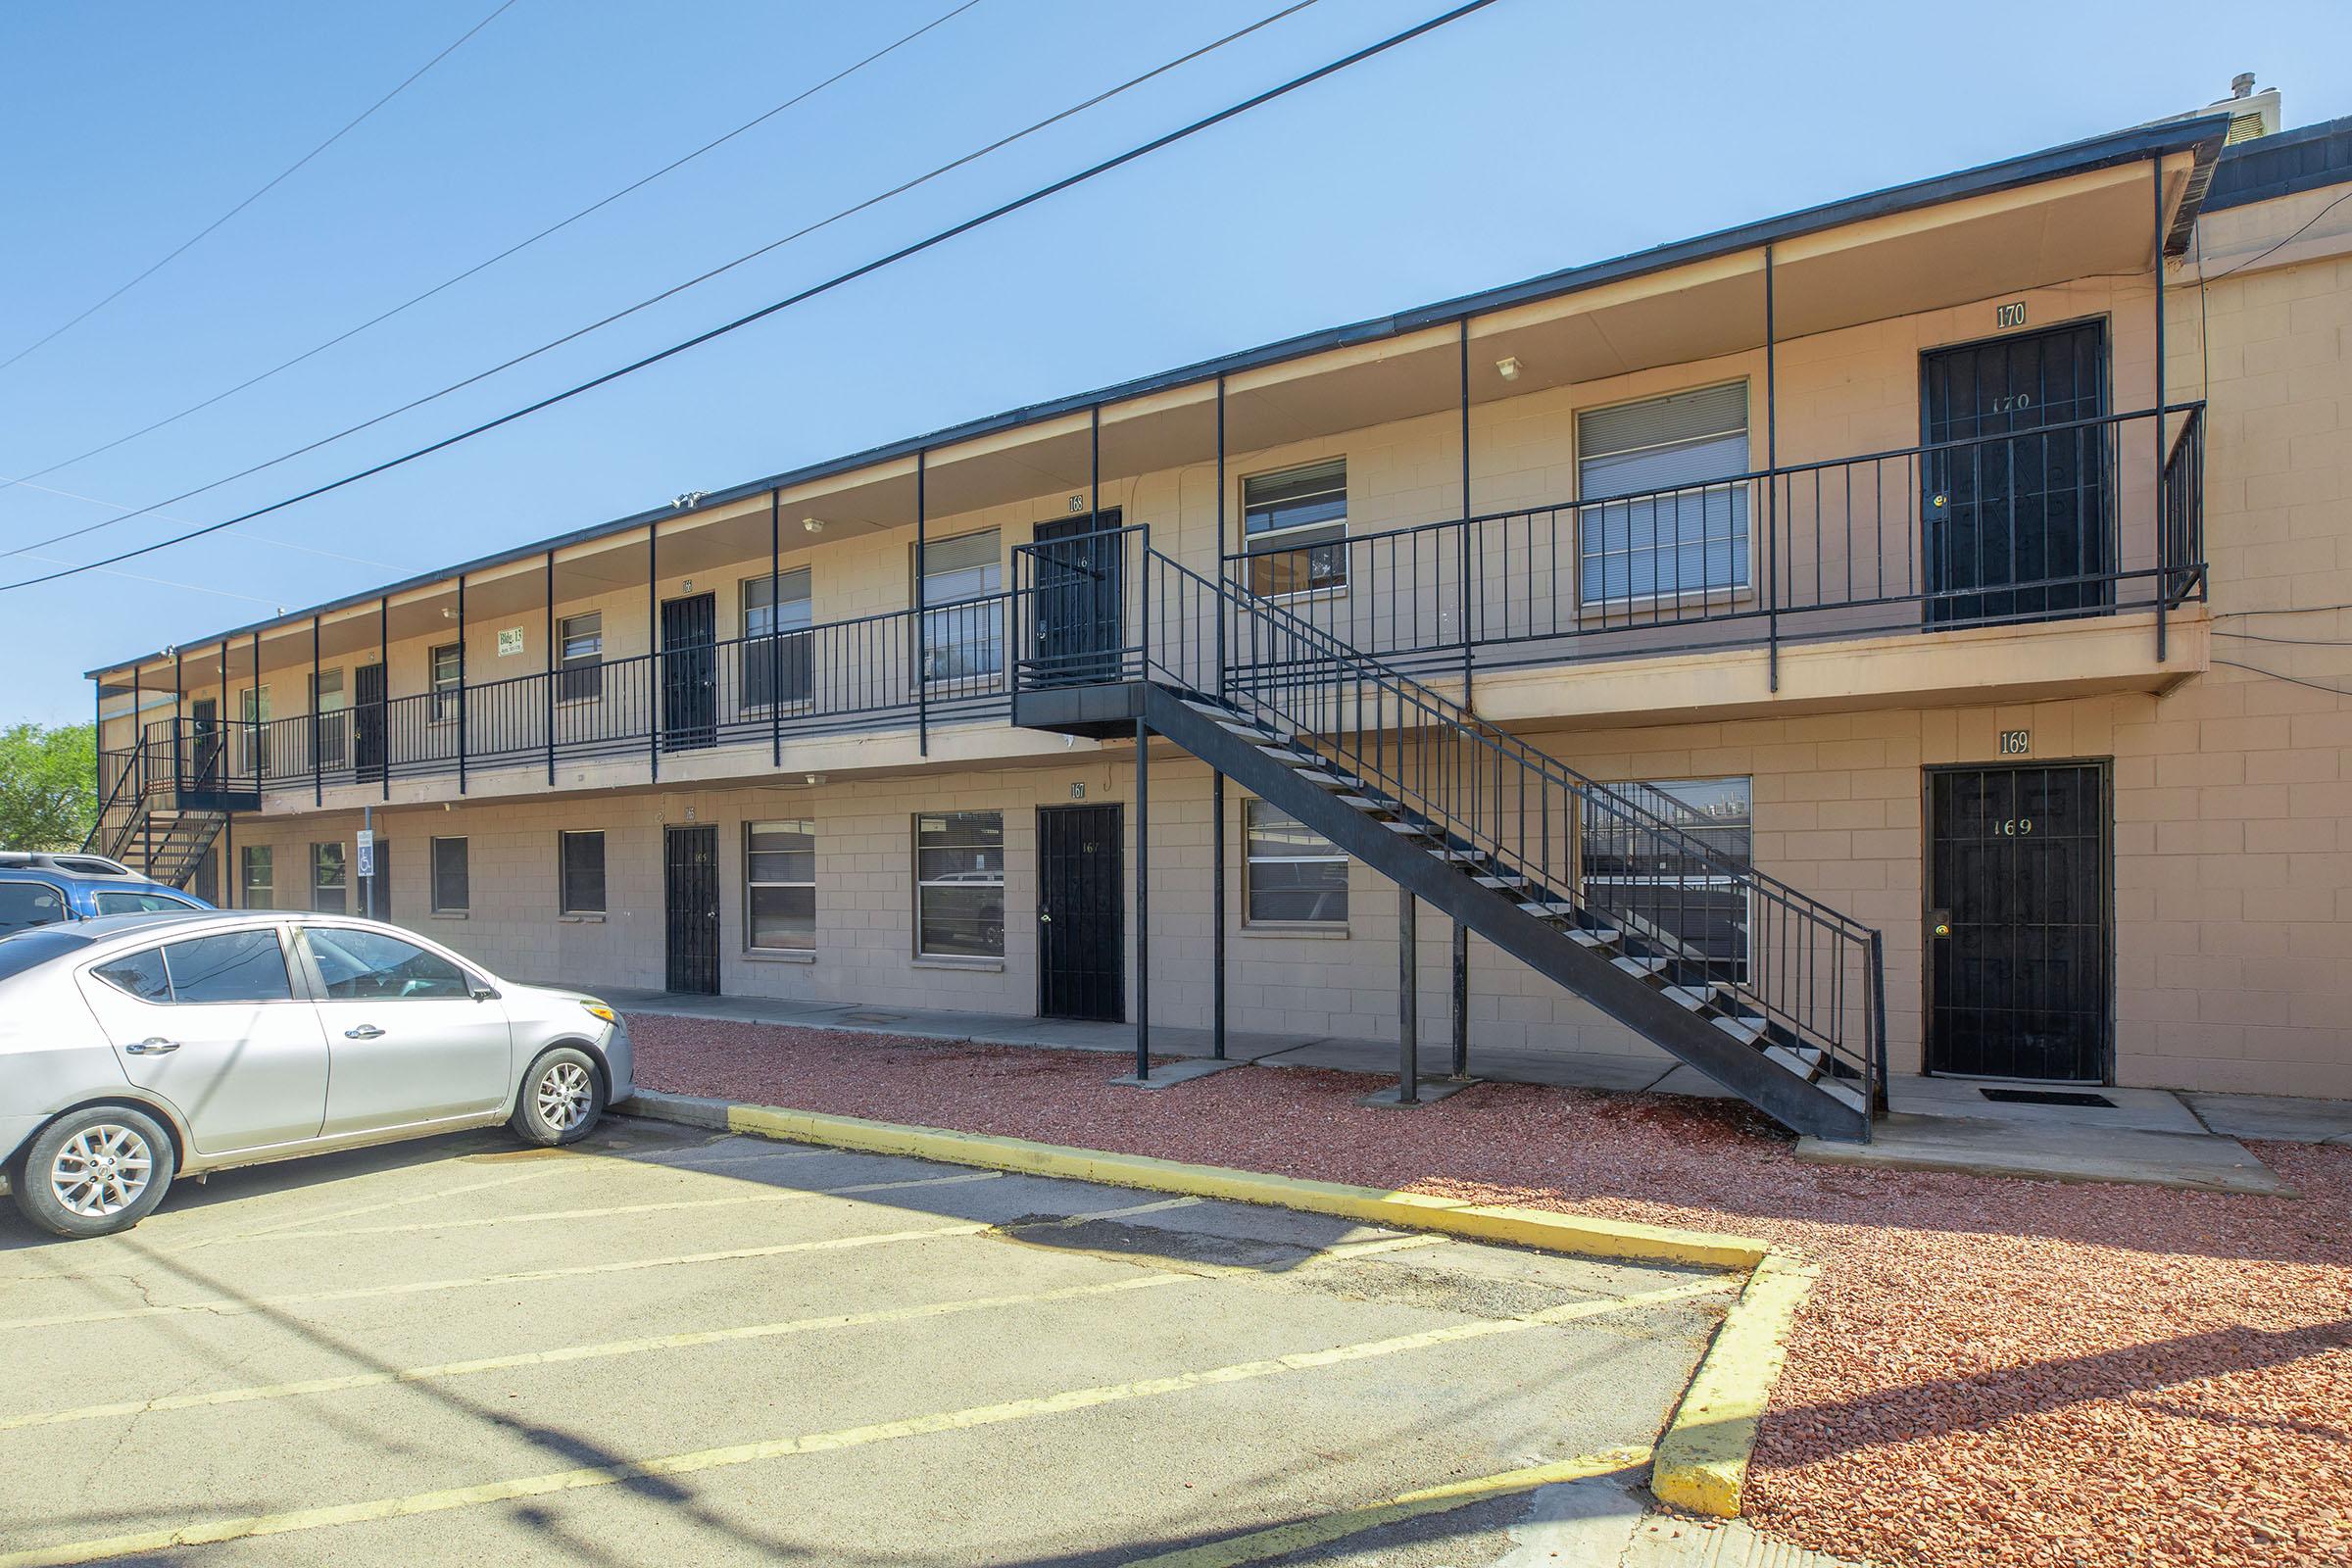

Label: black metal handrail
[1046,524,1883,1099]
[218,594,1015,793]
[1221,404,2207,677]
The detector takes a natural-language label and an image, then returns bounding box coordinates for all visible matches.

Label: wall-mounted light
[1495,356,1523,382]
[803,516,825,535]
[671,491,707,510]
[441,607,460,620]
[803,773,823,786]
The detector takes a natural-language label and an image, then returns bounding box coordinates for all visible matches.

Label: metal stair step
[1472,873,1529,888]
[1662,985,1711,1011]
[1611,955,1668,976]
[1763,1045,1825,1079]
[1712,1014,1767,1046]
[1817,1080,1867,1115]
[1568,929,1619,948]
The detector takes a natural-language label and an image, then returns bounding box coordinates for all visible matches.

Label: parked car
[0,852,211,935]
[0,910,633,1239]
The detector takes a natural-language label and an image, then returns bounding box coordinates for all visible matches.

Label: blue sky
[3,0,2345,721]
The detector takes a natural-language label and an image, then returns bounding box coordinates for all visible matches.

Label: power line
[2214,659,2352,698]
[2199,186,2352,284]
[4,0,1333,566]
[0,0,522,374]
[1,475,409,571]
[1,0,985,491]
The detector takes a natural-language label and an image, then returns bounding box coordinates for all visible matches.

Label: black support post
[1396,885,1419,1104]
[544,550,557,785]
[1134,716,1150,1082]
[915,451,928,757]
[647,522,660,782]
[1211,767,1227,1060]
[378,594,389,802]
[1765,247,1780,692]
[769,488,782,768]
[1453,318,1473,1077]
[2154,158,2169,663]
[457,575,468,795]
[172,648,183,799]
[311,615,322,808]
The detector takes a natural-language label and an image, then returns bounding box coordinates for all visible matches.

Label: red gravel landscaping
[627,1013,2352,1568]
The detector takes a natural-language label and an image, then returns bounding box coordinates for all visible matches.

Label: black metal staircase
[85,721,246,891]
[1012,526,1885,1142]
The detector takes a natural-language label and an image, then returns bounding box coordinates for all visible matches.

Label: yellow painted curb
[619,1089,1803,1519]
[710,1098,1768,1270]
[1649,1250,1818,1518]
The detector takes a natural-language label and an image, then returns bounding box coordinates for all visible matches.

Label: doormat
[1980,1088,2117,1108]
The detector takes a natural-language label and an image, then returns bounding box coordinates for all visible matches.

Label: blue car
[0,852,212,936]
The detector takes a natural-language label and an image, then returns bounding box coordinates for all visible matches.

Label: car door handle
[125,1037,179,1055]
[344,1024,385,1040]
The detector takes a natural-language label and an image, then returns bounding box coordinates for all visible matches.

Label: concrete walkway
[592,985,2346,1193]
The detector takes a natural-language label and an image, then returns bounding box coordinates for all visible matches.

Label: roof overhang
[90,112,2230,682]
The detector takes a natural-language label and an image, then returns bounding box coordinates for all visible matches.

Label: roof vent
[2207,74,2280,142]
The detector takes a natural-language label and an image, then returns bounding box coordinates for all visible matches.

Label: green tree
[0,721,97,852]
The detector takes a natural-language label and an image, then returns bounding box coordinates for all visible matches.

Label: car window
[299,927,470,1001]
[92,946,172,1002]
[162,931,294,1004]
[93,890,198,916]
[0,880,69,934]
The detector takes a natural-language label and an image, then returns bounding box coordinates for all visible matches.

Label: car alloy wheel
[48,1122,156,1220]
[535,1060,595,1133]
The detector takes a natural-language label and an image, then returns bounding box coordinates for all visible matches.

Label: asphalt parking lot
[0,1115,1733,1567]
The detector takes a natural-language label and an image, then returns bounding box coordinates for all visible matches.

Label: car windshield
[91,890,198,916]
[0,926,93,982]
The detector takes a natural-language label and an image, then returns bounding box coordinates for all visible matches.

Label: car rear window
[0,926,92,982]
[91,931,294,1004]
[0,880,69,934]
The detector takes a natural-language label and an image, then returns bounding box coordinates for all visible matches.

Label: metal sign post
[357,812,375,919]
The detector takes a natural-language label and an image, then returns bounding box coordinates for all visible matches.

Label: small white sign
[498,627,525,658]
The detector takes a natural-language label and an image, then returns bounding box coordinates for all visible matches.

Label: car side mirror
[470,985,501,1003]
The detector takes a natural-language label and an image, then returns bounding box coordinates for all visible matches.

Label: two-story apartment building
[84,83,2352,1138]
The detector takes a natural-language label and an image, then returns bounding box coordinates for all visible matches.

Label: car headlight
[579,1000,618,1025]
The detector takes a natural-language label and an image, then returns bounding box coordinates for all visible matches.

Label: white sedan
[0,910,633,1239]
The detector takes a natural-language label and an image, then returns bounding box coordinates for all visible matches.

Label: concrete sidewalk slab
[2182,1091,2352,1145]
[1795,1113,2292,1195]
[1887,1074,2205,1134]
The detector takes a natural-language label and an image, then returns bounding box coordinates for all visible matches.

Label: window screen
[1578,384,1749,604]
[561,831,606,915]
[432,837,469,913]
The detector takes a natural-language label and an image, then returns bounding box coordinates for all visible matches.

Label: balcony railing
[1222,405,2207,678]
[158,594,1015,800]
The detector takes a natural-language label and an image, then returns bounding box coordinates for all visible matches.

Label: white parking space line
[0,1278,1731,1568]
[159,1166,580,1254]
[0,1190,1204,1334]
[0,1273,1194,1433]
[206,1169,1004,1245]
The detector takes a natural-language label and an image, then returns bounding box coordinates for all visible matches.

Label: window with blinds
[1241,458,1347,597]
[1576,383,1750,605]
[918,530,1004,682]
[741,567,813,708]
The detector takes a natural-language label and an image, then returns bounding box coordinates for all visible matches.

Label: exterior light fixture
[672,491,707,510]
[1495,356,1523,382]
[803,516,825,534]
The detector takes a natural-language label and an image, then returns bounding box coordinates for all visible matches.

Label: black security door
[1029,509,1124,684]
[1926,762,2109,1081]
[1037,804,1123,1022]
[664,824,720,995]
[188,697,221,792]
[1922,321,2110,625]
[354,662,388,780]
[661,592,718,751]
